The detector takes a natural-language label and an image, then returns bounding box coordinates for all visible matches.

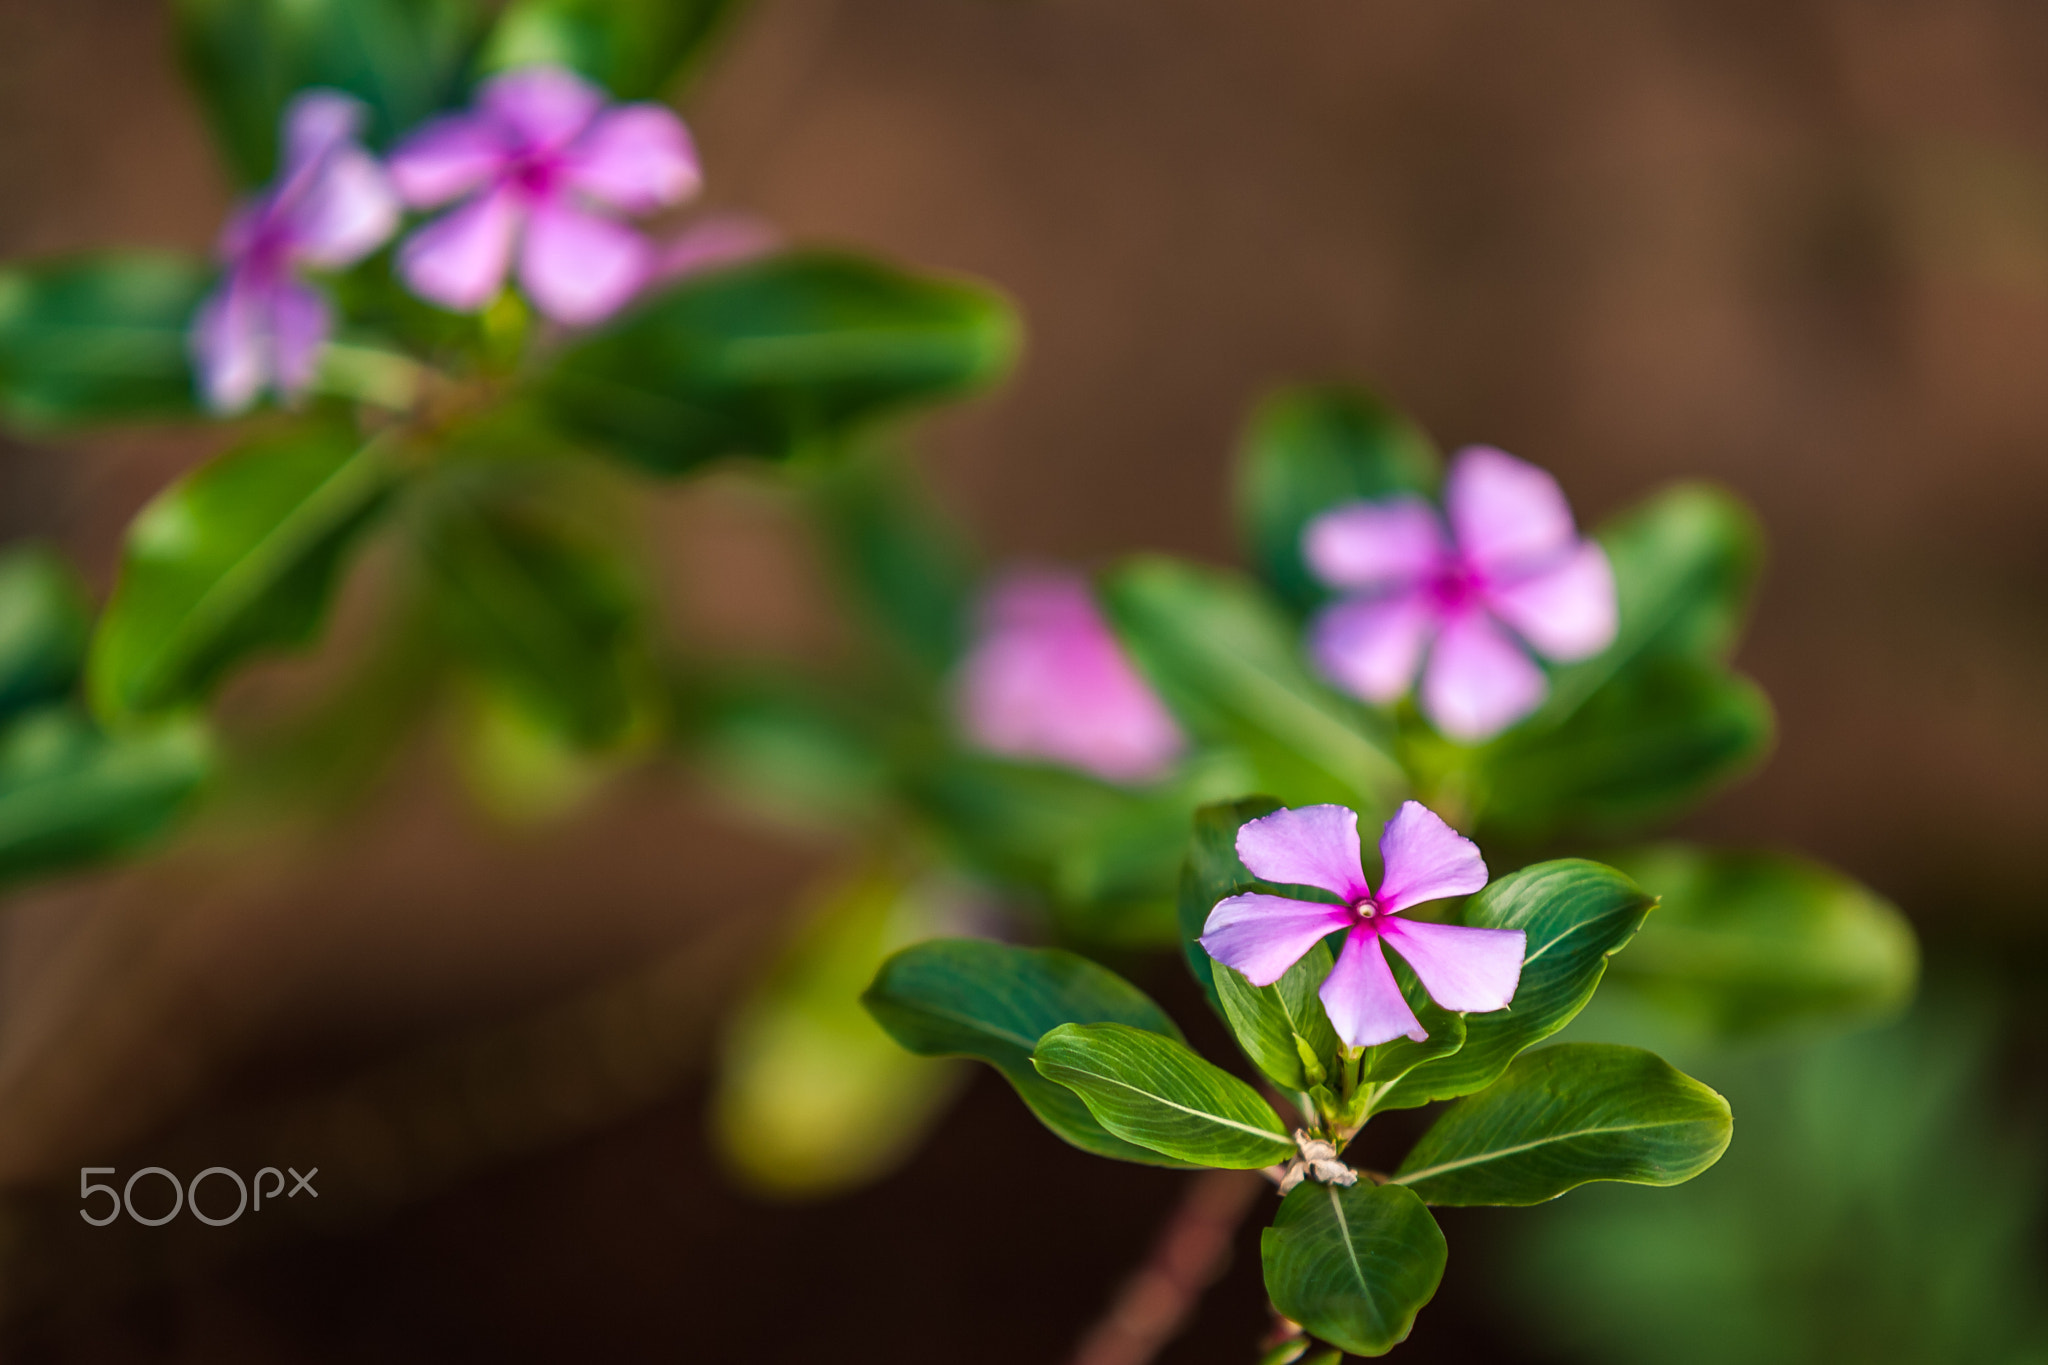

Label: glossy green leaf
[1392,1043,1732,1206]
[1481,655,1774,840]
[1356,966,1467,1117]
[479,0,742,99]
[1235,385,1440,612]
[177,0,482,183]
[1102,558,1403,812]
[420,478,653,750]
[89,426,398,722]
[1032,1022,1296,1168]
[1215,944,1344,1093]
[807,452,977,677]
[1601,843,1918,1039]
[1261,1180,1447,1357]
[1376,860,1655,1110]
[714,868,964,1198]
[1178,797,1284,1011]
[0,546,92,719]
[0,254,209,429]
[863,938,1193,1166]
[0,707,209,886]
[541,253,1018,476]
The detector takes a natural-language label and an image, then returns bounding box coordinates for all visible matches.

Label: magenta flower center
[1423,556,1487,615]
[1349,895,1382,922]
[508,149,565,201]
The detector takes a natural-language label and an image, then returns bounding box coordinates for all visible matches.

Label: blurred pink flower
[388,66,700,325]
[647,213,781,288]
[1200,801,1523,1048]
[1305,447,1617,742]
[190,91,399,414]
[956,568,1185,785]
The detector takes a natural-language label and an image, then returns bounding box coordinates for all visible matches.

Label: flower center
[509,151,563,199]
[1350,896,1380,922]
[1425,558,1484,613]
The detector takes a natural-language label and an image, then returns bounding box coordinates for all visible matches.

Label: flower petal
[1445,446,1579,576]
[562,104,701,214]
[649,214,780,286]
[1309,590,1436,704]
[288,146,400,269]
[282,89,367,172]
[1374,800,1488,915]
[1200,894,1354,988]
[955,569,1185,785]
[517,201,651,325]
[388,113,508,207]
[1377,917,1525,1013]
[398,186,523,313]
[480,65,605,153]
[1486,540,1617,662]
[1235,804,1372,903]
[190,274,267,416]
[1302,495,1447,592]
[1320,928,1427,1048]
[267,278,330,399]
[1420,609,1547,742]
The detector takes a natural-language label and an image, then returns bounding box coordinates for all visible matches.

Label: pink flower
[190,91,400,414]
[1199,802,1525,1049]
[956,568,1186,785]
[1304,447,1617,742]
[387,65,701,325]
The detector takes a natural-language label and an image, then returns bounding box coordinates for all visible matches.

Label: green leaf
[1600,843,1919,1040]
[0,254,209,429]
[0,545,92,719]
[1215,945,1344,1093]
[1101,558,1403,812]
[863,938,1193,1166]
[807,452,977,677]
[1481,655,1773,840]
[1235,385,1440,613]
[420,476,654,750]
[1032,1022,1296,1168]
[1178,797,1284,1012]
[541,253,1018,477]
[1261,1180,1447,1357]
[1392,1043,1731,1206]
[1355,966,1467,1117]
[89,425,398,723]
[0,707,210,886]
[177,0,483,183]
[1377,860,1655,1110]
[479,0,743,100]
[713,868,964,1198]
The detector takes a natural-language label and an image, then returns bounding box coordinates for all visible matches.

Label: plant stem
[1067,1168,1267,1365]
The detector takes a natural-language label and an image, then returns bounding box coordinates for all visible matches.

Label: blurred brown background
[1,0,2045,1360]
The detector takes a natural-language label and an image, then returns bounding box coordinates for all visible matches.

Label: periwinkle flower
[387,65,701,325]
[956,568,1186,785]
[1200,801,1524,1049]
[190,91,400,415]
[1305,447,1617,742]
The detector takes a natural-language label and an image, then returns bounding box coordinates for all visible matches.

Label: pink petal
[562,104,701,214]
[1235,805,1372,903]
[956,569,1185,785]
[1200,894,1354,988]
[1378,917,1526,1013]
[398,187,523,313]
[267,278,330,398]
[480,65,605,153]
[388,113,508,207]
[1486,540,1617,662]
[190,275,267,415]
[1302,495,1447,592]
[517,201,651,325]
[282,90,367,173]
[1320,928,1427,1048]
[1445,446,1579,577]
[1309,590,1436,704]
[649,214,781,286]
[1420,609,1547,742]
[288,146,399,269]
[1374,800,1488,915]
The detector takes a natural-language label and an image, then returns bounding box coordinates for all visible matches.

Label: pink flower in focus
[387,66,700,325]
[190,91,400,414]
[1200,802,1524,1049]
[1305,448,1617,742]
[956,569,1186,785]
